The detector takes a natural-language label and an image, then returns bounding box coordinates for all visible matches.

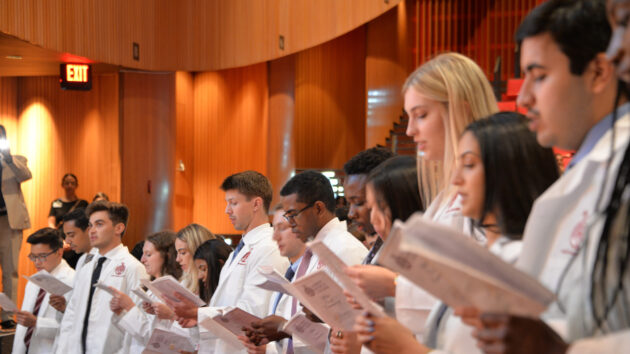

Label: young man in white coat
[12,228,74,354]
[55,201,149,354]
[0,125,32,328]
[49,208,94,314]
[468,1,630,352]
[186,171,289,353]
[246,170,368,352]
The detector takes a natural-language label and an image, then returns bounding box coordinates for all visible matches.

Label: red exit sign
[60,63,92,90]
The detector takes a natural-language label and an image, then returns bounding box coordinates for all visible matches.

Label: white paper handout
[148,275,206,307]
[255,267,361,330]
[307,240,386,317]
[93,281,118,295]
[142,328,196,354]
[212,307,261,336]
[379,213,555,317]
[0,293,18,312]
[256,266,292,294]
[132,287,154,304]
[23,270,72,295]
[282,314,328,353]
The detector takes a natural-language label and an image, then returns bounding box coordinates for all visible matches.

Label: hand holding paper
[23,270,72,295]
[379,214,555,317]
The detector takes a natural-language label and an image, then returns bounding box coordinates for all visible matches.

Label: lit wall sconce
[177,159,186,172]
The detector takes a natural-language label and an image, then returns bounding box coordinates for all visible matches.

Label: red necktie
[24,288,46,351]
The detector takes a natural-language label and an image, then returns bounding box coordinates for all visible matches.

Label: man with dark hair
[192,171,288,354]
[247,170,367,352]
[0,124,32,328]
[12,228,74,354]
[49,208,95,314]
[55,201,149,354]
[342,147,395,257]
[468,0,630,352]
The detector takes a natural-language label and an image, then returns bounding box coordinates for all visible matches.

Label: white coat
[392,193,474,341]
[303,217,368,275]
[12,259,75,354]
[424,238,522,354]
[516,110,630,343]
[517,110,630,353]
[197,223,290,354]
[114,282,195,349]
[55,243,149,354]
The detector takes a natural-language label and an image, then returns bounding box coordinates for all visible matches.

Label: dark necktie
[271,265,296,314]
[363,236,384,265]
[229,240,245,265]
[287,249,313,354]
[23,288,46,352]
[81,257,107,353]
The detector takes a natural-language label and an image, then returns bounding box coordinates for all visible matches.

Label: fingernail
[367,335,374,341]
[367,326,375,333]
[367,320,374,327]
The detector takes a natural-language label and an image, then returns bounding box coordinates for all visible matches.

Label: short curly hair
[343,147,395,176]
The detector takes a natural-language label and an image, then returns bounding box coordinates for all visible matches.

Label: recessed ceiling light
[5,55,22,60]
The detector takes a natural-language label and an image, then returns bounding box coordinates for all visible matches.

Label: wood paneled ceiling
[0,0,399,72]
[0,32,119,77]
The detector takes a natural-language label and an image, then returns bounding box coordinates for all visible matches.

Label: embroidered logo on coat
[114,262,126,276]
[238,251,251,265]
[563,211,588,255]
[316,261,325,270]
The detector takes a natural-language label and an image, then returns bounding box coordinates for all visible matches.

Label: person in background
[47,174,88,229]
[48,173,89,269]
[0,124,32,329]
[193,238,232,304]
[92,192,109,202]
[176,223,215,295]
[12,228,74,354]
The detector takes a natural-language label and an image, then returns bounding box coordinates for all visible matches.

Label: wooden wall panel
[0,0,399,71]
[173,71,194,230]
[192,64,269,235]
[267,56,296,206]
[414,0,540,82]
[0,75,120,306]
[365,1,414,148]
[120,72,176,249]
[294,27,366,169]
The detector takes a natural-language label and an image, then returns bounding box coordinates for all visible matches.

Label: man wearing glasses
[244,170,368,353]
[12,228,74,354]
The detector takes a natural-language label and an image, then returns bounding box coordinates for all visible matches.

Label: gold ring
[336,330,343,339]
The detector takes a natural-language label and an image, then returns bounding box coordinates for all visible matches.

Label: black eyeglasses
[27,249,58,262]
[283,203,315,223]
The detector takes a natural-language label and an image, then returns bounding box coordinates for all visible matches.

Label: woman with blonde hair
[341,53,498,352]
[175,223,215,294]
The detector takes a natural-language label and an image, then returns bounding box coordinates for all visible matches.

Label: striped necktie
[24,288,46,352]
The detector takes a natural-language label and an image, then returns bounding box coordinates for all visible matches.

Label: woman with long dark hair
[193,238,232,303]
[353,112,559,353]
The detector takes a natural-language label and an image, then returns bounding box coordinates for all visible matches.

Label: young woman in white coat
[344,52,498,343]
[108,231,184,347]
[353,112,559,353]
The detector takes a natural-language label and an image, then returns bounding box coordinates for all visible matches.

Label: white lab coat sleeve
[567,330,630,354]
[55,291,78,353]
[113,306,154,345]
[33,315,62,340]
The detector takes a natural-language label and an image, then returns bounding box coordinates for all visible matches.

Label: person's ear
[589,53,616,94]
[114,222,126,236]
